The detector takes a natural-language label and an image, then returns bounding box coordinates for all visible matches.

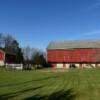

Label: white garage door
[57,64,63,68]
[65,64,70,68]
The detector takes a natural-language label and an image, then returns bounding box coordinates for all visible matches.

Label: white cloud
[83,30,100,36]
[87,2,100,11]
[73,30,100,40]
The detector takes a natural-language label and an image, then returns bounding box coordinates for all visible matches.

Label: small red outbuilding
[0,49,17,66]
[0,49,5,66]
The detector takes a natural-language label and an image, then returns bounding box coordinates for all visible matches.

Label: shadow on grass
[23,89,77,100]
[0,85,43,100]
[0,76,58,88]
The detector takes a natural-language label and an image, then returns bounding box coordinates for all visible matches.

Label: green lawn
[0,68,100,100]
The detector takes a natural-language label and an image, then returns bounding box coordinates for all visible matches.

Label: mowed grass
[0,68,100,100]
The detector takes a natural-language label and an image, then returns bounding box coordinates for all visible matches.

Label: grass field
[0,68,100,100]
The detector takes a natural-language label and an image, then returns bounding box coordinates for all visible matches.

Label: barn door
[57,64,63,68]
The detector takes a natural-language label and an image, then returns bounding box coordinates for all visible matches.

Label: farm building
[47,40,100,68]
[0,50,5,66]
[0,49,16,66]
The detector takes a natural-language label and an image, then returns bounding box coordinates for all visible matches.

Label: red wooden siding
[47,48,100,63]
[0,50,5,61]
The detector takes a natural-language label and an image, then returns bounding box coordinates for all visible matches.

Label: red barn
[47,40,100,68]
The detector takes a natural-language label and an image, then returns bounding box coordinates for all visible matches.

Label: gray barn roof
[47,40,100,50]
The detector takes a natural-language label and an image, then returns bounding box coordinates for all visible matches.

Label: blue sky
[0,0,100,50]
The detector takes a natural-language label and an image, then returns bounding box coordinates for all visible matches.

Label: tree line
[0,33,49,69]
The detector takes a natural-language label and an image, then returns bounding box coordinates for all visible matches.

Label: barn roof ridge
[47,40,100,49]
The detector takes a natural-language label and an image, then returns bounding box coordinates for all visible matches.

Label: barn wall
[47,48,100,63]
[0,51,5,60]
[0,61,4,66]
[0,50,5,66]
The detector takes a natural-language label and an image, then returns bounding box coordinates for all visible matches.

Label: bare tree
[0,33,5,48]
[22,46,38,64]
[3,34,15,49]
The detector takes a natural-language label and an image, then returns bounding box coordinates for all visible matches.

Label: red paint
[47,48,100,63]
[0,50,5,61]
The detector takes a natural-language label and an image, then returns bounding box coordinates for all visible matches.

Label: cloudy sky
[0,0,100,50]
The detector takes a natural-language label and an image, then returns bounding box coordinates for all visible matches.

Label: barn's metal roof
[47,40,100,50]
